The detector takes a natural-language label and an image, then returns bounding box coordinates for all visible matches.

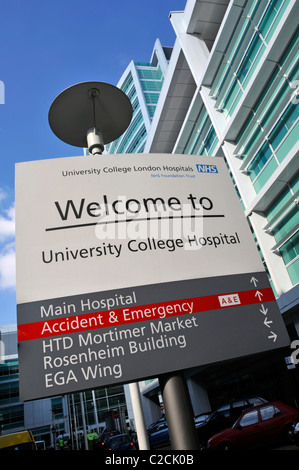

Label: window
[236,27,298,164]
[265,184,291,222]
[137,67,163,80]
[259,0,285,41]
[127,85,136,101]
[213,0,291,120]
[141,81,163,92]
[147,105,157,118]
[221,77,242,118]
[280,231,299,264]
[247,102,298,190]
[0,360,18,379]
[203,127,218,154]
[126,124,147,153]
[0,381,19,404]
[264,173,299,285]
[155,423,167,432]
[260,405,281,421]
[248,141,273,181]
[121,73,133,94]
[232,400,245,409]
[116,110,143,154]
[212,405,230,420]
[144,92,159,104]
[184,111,218,156]
[51,397,63,419]
[272,206,299,242]
[0,404,24,431]
[237,32,263,85]
[239,410,259,427]
[269,103,299,150]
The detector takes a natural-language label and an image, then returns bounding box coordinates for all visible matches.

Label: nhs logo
[196,164,218,173]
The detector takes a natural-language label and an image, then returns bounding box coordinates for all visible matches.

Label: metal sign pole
[159,372,199,450]
[129,382,150,449]
[80,392,89,450]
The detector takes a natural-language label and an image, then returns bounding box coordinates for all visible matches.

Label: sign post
[15,83,290,450]
[159,372,199,449]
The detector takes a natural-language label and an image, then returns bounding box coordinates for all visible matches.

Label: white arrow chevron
[264,317,273,328]
[250,276,259,287]
[259,304,268,315]
[255,290,263,301]
[268,331,277,342]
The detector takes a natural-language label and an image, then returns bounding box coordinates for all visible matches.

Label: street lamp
[48,81,133,155]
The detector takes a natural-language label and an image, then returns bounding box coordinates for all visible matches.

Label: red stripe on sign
[17,288,275,342]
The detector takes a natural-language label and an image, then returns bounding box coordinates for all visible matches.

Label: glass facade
[183,107,219,156]
[265,173,299,285]
[246,100,298,192]
[0,332,128,446]
[172,1,298,293]
[137,64,164,119]
[235,27,298,193]
[105,54,167,155]
[0,359,24,432]
[233,28,298,288]
[212,0,291,119]
[67,385,128,431]
[106,72,146,155]
[226,23,298,289]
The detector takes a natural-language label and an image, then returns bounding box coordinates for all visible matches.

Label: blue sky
[0,0,186,325]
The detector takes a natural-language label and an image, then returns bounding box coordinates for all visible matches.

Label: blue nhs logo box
[196,164,218,173]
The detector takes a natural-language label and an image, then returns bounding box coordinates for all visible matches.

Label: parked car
[93,430,120,450]
[148,421,169,448]
[147,416,166,433]
[207,401,299,450]
[147,412,211,448]
[194,412,212,427]
[102,433,136,450]
[196,396,267,447]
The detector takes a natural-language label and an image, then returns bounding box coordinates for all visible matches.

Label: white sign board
[15,154,289,400]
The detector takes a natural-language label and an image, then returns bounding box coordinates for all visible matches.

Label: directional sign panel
[15,154,290,401]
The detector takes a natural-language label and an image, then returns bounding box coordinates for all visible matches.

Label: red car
[207,401,299,450]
